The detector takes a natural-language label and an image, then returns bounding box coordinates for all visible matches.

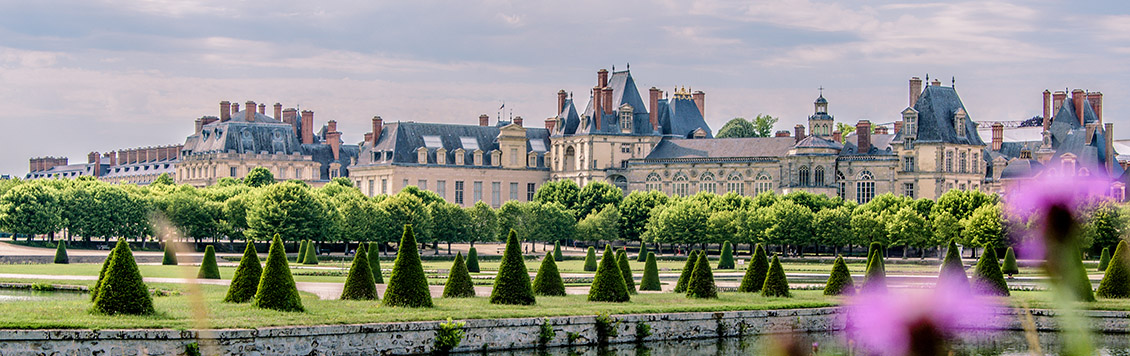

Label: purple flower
[846,288,999,356]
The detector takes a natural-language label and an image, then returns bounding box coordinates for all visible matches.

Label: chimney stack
[479,114,490,127]
[597,69,608,88]
[775,130,791,137]
[245,101,256,122]
[794,124,806,142]
[874,126,889,135]
[107,151,117,166]
[194,118,204,135]
[692,90,705,118]
[856,120,872,153]
[1089,92,1103,125]
[1106,123,1115,172]
[513,116,523,127]
[283,108,299,137]
[1085,123,1097,145]
[371,116,383,146]
[602,87,613,115]
[220,101,231,121]
[592,87,603,130]
[932,79,942,86]
[894,121,903,134]
[327,120,337,133]
[832,130,842,143]
[232,102,240,116]
[991,123,1003,151]
[300,110,314,144]
[87,152,98,164]
[648,87,660,131]
[1052,91,1067,116]
[258,103,266,115]
[557,90,567,113]
[274,103,282,120]
[545,117,557,131]
[1072,89,1085,126]
[326,120,341,160]
[1043,90,1051,131]
[909,77,923,108]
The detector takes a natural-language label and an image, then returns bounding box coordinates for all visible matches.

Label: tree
[583,246,598,272]
[92,239,154,315]
[851,210,887,247]
[576,204,620,243]
[616,250,636,294]
[965,204,1004,249]
[1097,240,1130,298]
[751,114,778,138]
[971,246,1009,296]
[1100,247,1112,272]
[674,250,699,293]
[639,252,661,291]
[761,255,791,298]
[442,252,475,298]
[302,240,319,265]
[497,201,532,241]
[588,245,629,302]
[244,167,276,187]
[938,239,967,289]
[430,202,470,254]
[379,193,433,245]
[331,193,386,247]
[224,242,263,303]
[932,212,963,256]
[162,191,223,242]
[383,225,433,308]
[534,180,581,213]
[553,241,564,262]
[151,173,175,186]
[0,183,62,237]
[813,207,852,255]
[490,230,536,305]
[862,244,886,293]
[162,243,178,265]
[465,201,498,247]
[717,241,735,269]
[887,206,931,258]
[341,244,378,300]
[824,255,854,296]
[716,117,758,138]
[1083,201,1125,255]
[619,190,669,243]
[197,245,221,279]
[222,193,252,241]
[247,182,332,244]
[398,186,445,206]
[54,241,68,264]
[253,234,304,312]
[532,252,565,296]
[368,241,384,284]
[466,247,480,273]
[528,202,576,247]
[766,200,814,251]
[738,244,769,293]
[91,242,117,301]
[643,199,710,250]
[576,181,623,220]
[686,252,718,299]
[1001,247,1019,277]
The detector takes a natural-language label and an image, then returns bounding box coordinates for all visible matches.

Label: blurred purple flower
[846,288,1000,356]
[1004,169,1114,260]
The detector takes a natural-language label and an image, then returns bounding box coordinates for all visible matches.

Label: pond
[0,288,86,302]
[486,330,1130,355]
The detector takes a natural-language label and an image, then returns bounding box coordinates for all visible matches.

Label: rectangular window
[403,179,409,189]
[295,168,302,179]
[437,180,446,200]
[856,181,875,203]
[960,183,967,191]
[382,179,388,195]
[903,182,915,198]
[368,180,375,196]
[838,182,846,199]
[527,183,536,201]
[418,179,427,190]
[230,167,237,177]
[727,181,744,196]
[455,181,465,205]
[491,182,501,208]
[473,181,483,203]
[674,182,689,196]
[621,144,631,153]
[509,182,518,201]
[620,160,629,169]
[510,148,518,165]
[700,181,716,194]
[903,157,915,172]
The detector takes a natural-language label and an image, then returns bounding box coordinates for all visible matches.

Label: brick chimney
[220,101,231,121]
[856,120,871,153]
[648,87,660,131]
[545,117,556,131]
[258,103,266,115]
[300,110,314,144]
[364,133,373,143]
[991,123,1003,151]
[232,102,240,116]
[274,103,282,120]
[692,90,705,118]
[1089,92,1103,125]
[832,130,842,143]
[909,77,923,108]
[106,151,117,166]
[479,114,490,126]
[1042,90,1051,131]
[1052,91,1066,116]
[592,87,603,130]
[87,152,98,164]
[894,121,903,134]
[775,130,791,137]
[1106,123,1115,171]
[194,118,204,135]
[513,116,523,127]
[1085,123,1097,145]
[245,101,256,122]
[557,90,567,113]
[874,126,889,135]
[597,69,608,88]
[283,108,299,137]
[794,124,806,143]
[1072,89,1085,126]
[602,87,613,115]
[371,116,383,146]
[326,120,341,160]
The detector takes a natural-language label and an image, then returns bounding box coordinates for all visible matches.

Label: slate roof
[893,85,986,146]
[794,135,843,150]
[840,133,896,155]
[360,121,550,168]
[658,96,712,138]
[557,70,711,138]
[643,137,796,160]
[25,163,106,179]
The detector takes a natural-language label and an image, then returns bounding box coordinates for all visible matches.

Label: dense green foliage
[54,241,68,264]
[616,250,636,294]
[383,225,433,308]
[1100,247,1112,272]
[583,246,598,272]
[823,255,853,296]
[717,241,734,269]
[636,243,649,262]
[971,246,1009,296]
[716,115,777,138]
[738,244,769,293]
[368,242,383,284]
[297,240,307,264]
[442,252,475,298]
[341,244,378,300]
[1097,240,1130,298]
[761,255,791,298]
[1001,247,1019,276]
[253,234,304,312]
[302,240,319,265]
[577,204,620,242]
[639,252,661,291]
[465,247,480,273]
[243,167,275,187]
[162,243,177,266]
[224,242,262,303]
[685,252,717,299]
[588,245,630,302]
[553,241,564,262]
[92,239,155,315]
[490,230,535,305]
[197,245,220,279]
[938,239,968,288]
[246,182,333,244]
[532,252,566,296]
[674,250,699,293]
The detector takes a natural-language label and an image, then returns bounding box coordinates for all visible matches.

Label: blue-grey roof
[643,137,796,160]
[841,133,896,155]
[560,70,710,138]
[893,85,985,146]
[659,96,712,138]
[794,135,843,150]
[359,121,550,168]
[555,98,581,136]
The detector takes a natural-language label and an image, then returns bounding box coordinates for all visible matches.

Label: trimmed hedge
[297,240,308,264]
[616,250,636,294]
[553,241,564,262]
[1070,247,1096,302]
[490,230,535,305]
[223,242,262,303]
[54,241,68,264]
[92,239,155,315]
[717,241,734,269]
[91,242,117,301]
[383,224,433,308]
[823,255,854,296]
[971,246,1009,296]
[588,245,630,302]
[862,245,886,293]
[253,234,304,312]
[341,244,378,300]
[1001,246,1019,277]
[532,252,566,296]
[637,244,649,263]
[639,252,661,291]
[674,250,699,293]
[368,242,383,284]
[583,246,598,272]
[761,255,791,298]
[302,241,319,265]
[686,251,717,299]
[1097,240,1130,298]
[466,247,480,273]
[938,239,967,288]
[197,245,221,279]
[443,252,476,298]
[1099,247,1112,272]
[738,244,769,293]
[162,242,177,266]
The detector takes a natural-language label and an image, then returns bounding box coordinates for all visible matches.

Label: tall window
[454,181,464,205]
[621,144,631,153]
[903,157,915,172]
[473,181,483,203]
[510,182,519,201]
[381,178,388,194]
[673,174,689,196]
[491,182,501,208]
[972,153,979,173]
[727,173,744,195]
[527,183,536,201]
[755,175,772,195]
[437,180,446,200]
[837,171,846,198]
[418,179,427,190]
[368,180,375,196]
[619,110,632,132]
[814,166,825,186]
[856,171,875,203]
[230,167,237,177]
[903,182,915,198]
[295,168,302,179]
[510,148,518,166]
[699,173,716,193]
[798,166,810,186]
[646,173,662,192]
[959,152,967,173]
[945,151,953,172]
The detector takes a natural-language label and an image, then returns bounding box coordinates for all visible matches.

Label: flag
[499,101,505,110]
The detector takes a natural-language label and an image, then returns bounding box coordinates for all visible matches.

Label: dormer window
[618,105,633,133]
[901,108,918,141]
[416,147,428,164]
[436,147,447,165]
[1062,153,1077,174]
[454,148,466,165]
[473,149,483,166]
[954,108,967,138]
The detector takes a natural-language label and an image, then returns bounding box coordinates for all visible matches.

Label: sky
[2,0,1129,176]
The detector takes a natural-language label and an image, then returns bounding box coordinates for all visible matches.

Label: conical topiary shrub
[466,247,480,273]
[533,252,566,296]
[302,241,319,265]
[383,225,433,308]
[824,255,854,296]
[762,255,791,298]
[971,246,1009,296]
[92,239,155,315]
[583,246,598,272]
[443,252,476,298]
[91,242,118,301]
[224,242,263,303]
[197,245,221,279]
[297,239,307,264]
[938,239,968,289]
[368,242,383,284]
[162,242,177,266]
[674,250,699,293]
[54,241,68,264]
[491,230,535,305]
[1097,240,1130,298]
[1070,248,1096,302]
[253,234,304,312]
[639,252,661,291]
[862,246,887,293]
[686,251,717,299]
[588,245,630,302]
[1099,247,1112,272]
[341,244,377,300]
[738,244,769,293]
[1001,246,1019,278]
[866,242,882,267]
[637,244,649,262]
[553,241,564,262]
[616,250,636,294]
[717,241,734,269]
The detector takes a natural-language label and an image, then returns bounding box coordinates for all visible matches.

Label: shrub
[717,241,734,269]
[54,241,68,264]
[861,247,887,293]
[553,241,564,262]
[297,239,307,264]
[971,246,1009,296]
[686,251,717,299]
[91,242,117,301]
[434,318,466,354]
[161,242,177,266]
[637,244,649,262]
[583,246,598,272]
[639,252,661,291]
[490,230,535,305]
[532,252,566,296]
[1070,248,1096,302]
[197,245,220,279]
[383,224,433,308]
[761,255,791,298]
[302,241,319,265]
[616,250,637,294]
[866,242,883,266]
[738,244,769,293]
[368,242,383,284]
[1001,246,1019,277]
[443,252,475,298]
[588,244,630,302]
[466,247,480,273]
[253,234,304,312]
[1097,240,1130,298]
[92,239,155,315]
[594,312,620,345]
[674,250,699,293]
[223,242,262,303]
[538,318,556,348]
[341,244,378,300]
[823,255,854,296]
[1099,247,1112,272]
[938,239,968,289]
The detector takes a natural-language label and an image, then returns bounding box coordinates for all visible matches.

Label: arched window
[755,174,772,195]
[798,166,810,186]
[856,170,875,203]
[727,172,744,195]
[836,171,846,198]
[699,172,716,194]
[814,166,825,186]
[564,146,576,172]
[645,173,662,192]
[673,173,689,197]
[612,175,628,192]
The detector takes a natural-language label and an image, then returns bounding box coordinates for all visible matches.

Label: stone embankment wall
[0,307,1125,355]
